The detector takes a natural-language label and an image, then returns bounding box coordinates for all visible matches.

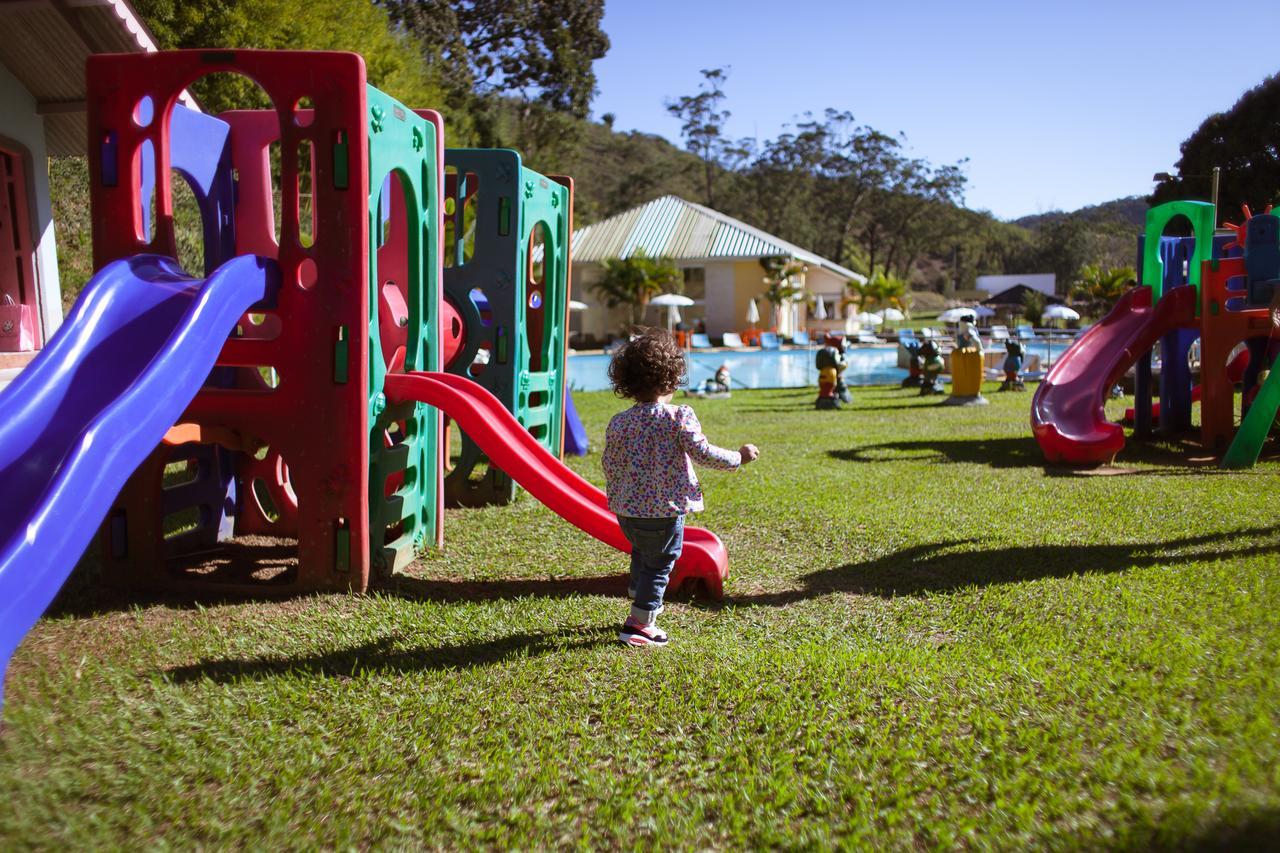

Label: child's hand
[739,444,760,463]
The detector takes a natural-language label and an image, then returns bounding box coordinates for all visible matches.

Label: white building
[975,273,1057,298]
[570,195,865,341]
[0,0,180,388]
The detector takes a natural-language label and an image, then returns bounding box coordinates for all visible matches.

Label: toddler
[602,330,759,647]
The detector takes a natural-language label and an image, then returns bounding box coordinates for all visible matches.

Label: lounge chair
[1016,324,1036,340]
[989,325,1010,344]
[690,332,712,350]
[721,332,747,349]
[759,332,781,350]
[855,331,885,345]
[790,330,811,346]
[897,328,917,343]
[919,327,936,339]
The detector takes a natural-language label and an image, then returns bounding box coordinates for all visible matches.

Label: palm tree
[591,251,682,331]
[844,269,911,319]
[1070,264,1135,319]
[760,257,807,329]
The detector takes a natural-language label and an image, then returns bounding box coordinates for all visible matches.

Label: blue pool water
[567,341,1073,392]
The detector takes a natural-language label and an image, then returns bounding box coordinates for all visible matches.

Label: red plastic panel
[87,50,372,591]
[1200,258,1273,452]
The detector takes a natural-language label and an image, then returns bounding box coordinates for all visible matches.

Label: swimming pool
[567,341,1074,392]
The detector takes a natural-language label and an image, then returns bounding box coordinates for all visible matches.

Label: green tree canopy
[134,0,456,136]
[382,0,609,119]
[1150,72,1280,216]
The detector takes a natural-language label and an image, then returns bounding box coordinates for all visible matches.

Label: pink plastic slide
[1031,286,1198,465]
[383,372,730,596]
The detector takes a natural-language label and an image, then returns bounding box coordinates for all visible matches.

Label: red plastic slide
[1031,286,1198,465]
[1122,348,1250,423]
[383,372,730,596]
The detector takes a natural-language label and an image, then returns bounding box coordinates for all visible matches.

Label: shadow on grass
[829,435,1248,475]
[46,540,308,619]
[729,525,1280,605]
[162,626,618,684]
[378,572,629,603]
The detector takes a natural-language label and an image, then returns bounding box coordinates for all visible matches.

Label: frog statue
[815,333,851,409]
[998,339,1026,392]
[918,338,944,395]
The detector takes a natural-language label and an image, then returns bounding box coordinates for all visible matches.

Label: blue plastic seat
[790,331,811,346]
[690,333,712,349]
[760,332,781,350]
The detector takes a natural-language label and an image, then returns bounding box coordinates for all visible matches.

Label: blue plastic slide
[0,254,277,708]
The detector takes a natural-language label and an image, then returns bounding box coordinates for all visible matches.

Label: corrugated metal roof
[0,0,196,157]
[573,195,866,283]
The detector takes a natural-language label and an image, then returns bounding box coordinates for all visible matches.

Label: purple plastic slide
[0,254,277,708]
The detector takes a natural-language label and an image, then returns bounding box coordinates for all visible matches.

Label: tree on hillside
[666,67,738,208]
[1150,72,1280,215]
[591,252,681,331]
[382,0,609,119]
[858,158,967,278]
[1029,217,1093,293]
[135,0,453,130]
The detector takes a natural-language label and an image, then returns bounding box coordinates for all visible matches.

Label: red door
[0,146,40,351]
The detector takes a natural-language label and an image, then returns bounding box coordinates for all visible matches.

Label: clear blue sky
[591,0,1280,220]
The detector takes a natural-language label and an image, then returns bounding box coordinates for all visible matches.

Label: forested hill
[1012,197,1149,232]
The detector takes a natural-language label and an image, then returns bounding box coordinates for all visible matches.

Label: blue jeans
[617,515,685,619]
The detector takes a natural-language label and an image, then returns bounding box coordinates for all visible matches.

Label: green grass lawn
[4,384,1280,847]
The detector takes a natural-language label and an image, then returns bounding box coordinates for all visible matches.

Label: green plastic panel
[441,149,571,507]
[1221,365,1280,468]
[1141,200,1217,306]
[365,85,441,573]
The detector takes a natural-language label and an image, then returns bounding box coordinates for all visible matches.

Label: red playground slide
[383,372,730,596]
[1122,348,1250,423]
[1032,286,1198,465]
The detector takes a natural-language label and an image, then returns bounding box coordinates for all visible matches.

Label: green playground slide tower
[441,148,572,507]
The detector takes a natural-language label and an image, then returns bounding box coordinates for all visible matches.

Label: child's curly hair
[607,329,687,400]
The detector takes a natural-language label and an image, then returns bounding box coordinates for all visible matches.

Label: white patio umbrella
[1042,304,1080,322]
[876,307,905,322]
[568,300,588,311]
[813,295,828,320]
[650,292,694,332]
[746,298,761,328]
[856,311,883,326]
[938,307,976,323]
[972,305,996,318]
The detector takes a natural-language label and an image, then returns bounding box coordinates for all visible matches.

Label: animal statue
[999,339,1025,391]
[815,333,850,409]
[918,339,943,395]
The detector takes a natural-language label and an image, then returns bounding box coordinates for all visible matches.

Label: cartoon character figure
[815,333,849,409]
[999,339,1025,392]
[919,339,943,395]
[900,338,923,388]
[955,313,983,353]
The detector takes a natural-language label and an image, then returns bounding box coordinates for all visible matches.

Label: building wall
[0,61,62,385]
[569,255,852,342]
[802,266,849,335]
